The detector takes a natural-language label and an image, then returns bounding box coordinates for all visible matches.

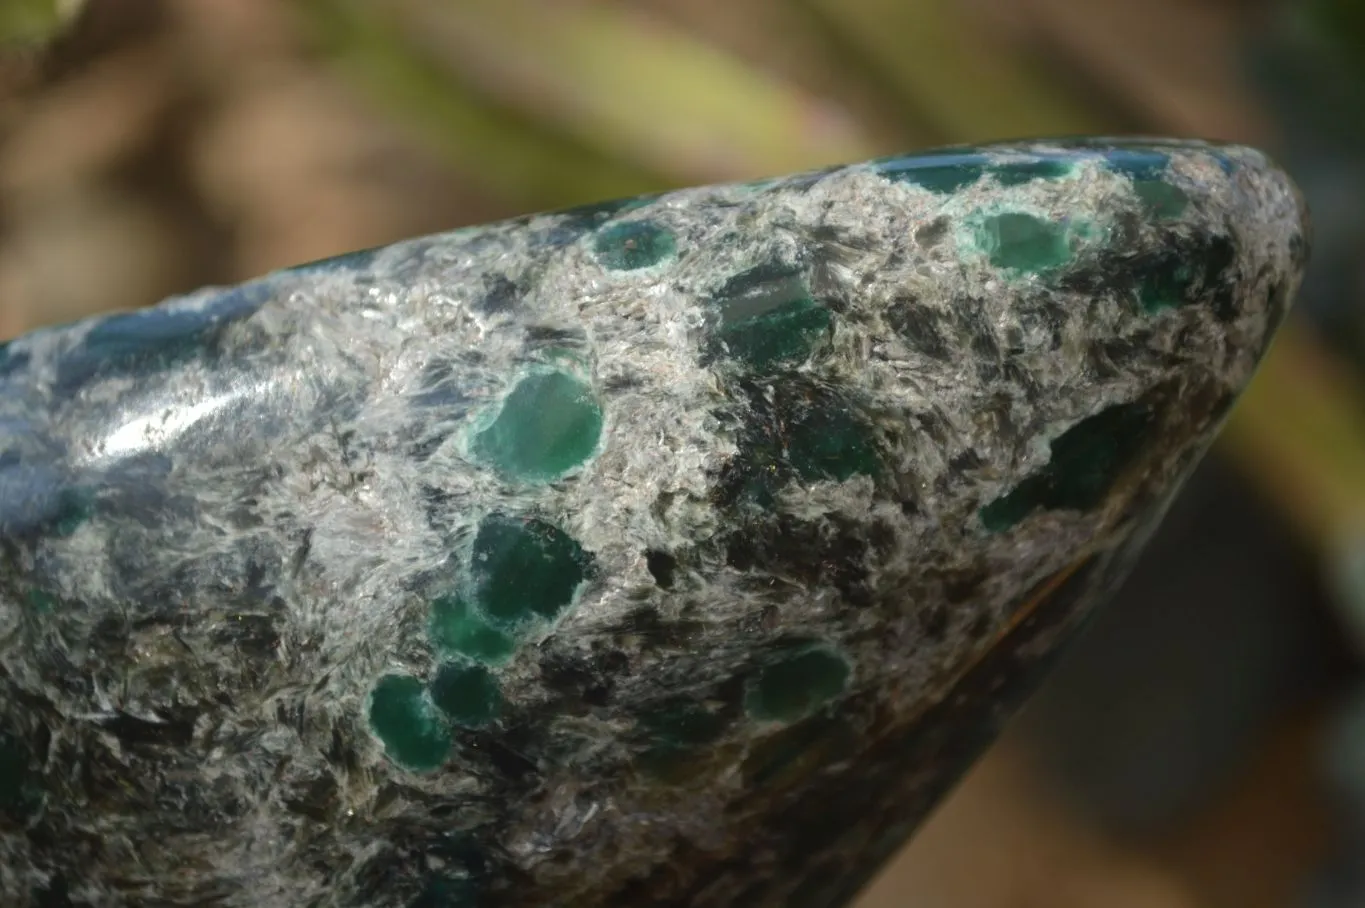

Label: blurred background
[3,1,1365,906]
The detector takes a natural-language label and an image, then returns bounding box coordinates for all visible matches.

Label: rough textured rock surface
[0,139,1308,907]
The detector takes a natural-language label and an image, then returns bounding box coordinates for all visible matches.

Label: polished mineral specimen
[0,139,1308,907]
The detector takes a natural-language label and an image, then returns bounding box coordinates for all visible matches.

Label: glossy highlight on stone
[0,138,1307,908]
[875,150,988,193]
[710,264,831,369]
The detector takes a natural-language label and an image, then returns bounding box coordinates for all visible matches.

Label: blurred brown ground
[0,2,1338,906]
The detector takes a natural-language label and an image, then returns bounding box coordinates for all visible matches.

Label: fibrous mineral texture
[0,139,1308,908]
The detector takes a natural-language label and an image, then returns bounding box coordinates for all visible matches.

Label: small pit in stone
[593,220,677,271]
[645,550,678,589]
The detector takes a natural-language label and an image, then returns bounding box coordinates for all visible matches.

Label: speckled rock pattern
[0,139,1307,907]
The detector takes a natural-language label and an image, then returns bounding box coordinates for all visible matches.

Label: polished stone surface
[0,139,1307,907]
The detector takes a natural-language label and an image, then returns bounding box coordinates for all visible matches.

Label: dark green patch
[787,408,881,484]
[640,700,728,747]
[644,549,678,589]
[471,514,592,629]
[25,588,57,613]
[593,220,677,271]
[980,402,1152,532]
[745,644,851,723]
[0,727,41,819]
[635,700,730,781]
[875,151,989,193]
[1133,179,1189,219]
[368,674,452,772]
[430,663,502,728]
[470,371,603,482]
[1137,260,1197,313]
[50,486,94,537]
[1134,234,1235,316]
[992,157,1073,186]
[1056,221,1236,321]
[976,212,1073,274]
[714,377,881,508]
[709,265,831,370]
[429,595,516,665]
[409,875,481,908]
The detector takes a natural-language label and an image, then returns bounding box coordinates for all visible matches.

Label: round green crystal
[429,595,516,665]
[429,663,502,728]
[470,371,603,482]
[593,220,676,271]
[368,674,451,772]
[471,514,591,629]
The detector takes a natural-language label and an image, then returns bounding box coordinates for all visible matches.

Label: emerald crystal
[594,220,677,271]
[429,594,516,665]
[470,514,591,629]
[745,645,852,723]
[976,211,1076,274]
[429,662,502,728]
[368,674,452,772]
[470,370,603,482]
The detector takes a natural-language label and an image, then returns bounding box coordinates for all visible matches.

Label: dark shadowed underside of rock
[0,138,1308,907]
